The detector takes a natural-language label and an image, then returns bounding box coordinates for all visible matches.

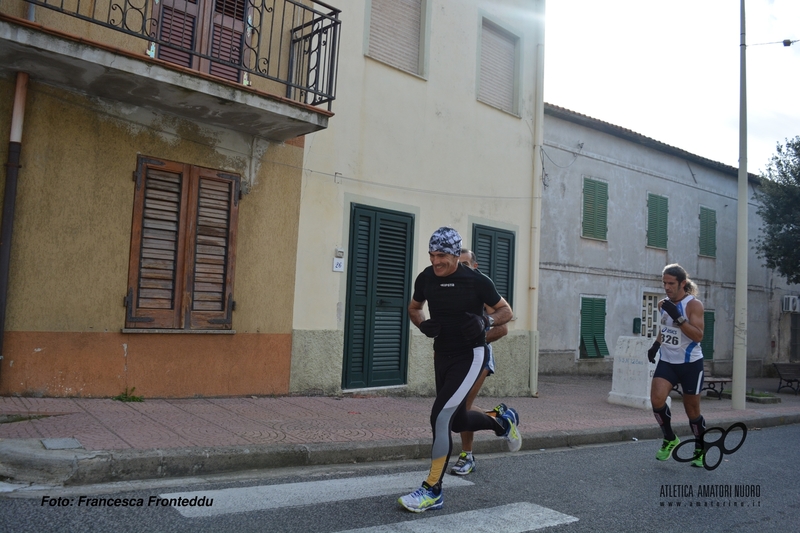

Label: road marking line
[338,502,578,533]
[160,471,473,518]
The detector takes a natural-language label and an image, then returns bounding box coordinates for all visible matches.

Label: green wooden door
[342,205,414,389]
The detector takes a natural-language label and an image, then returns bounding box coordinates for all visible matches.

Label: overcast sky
[543,0,800,173]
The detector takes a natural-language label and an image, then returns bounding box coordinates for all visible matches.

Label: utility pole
[732,0,748,410]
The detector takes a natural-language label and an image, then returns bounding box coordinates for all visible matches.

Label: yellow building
[0,0,342,397]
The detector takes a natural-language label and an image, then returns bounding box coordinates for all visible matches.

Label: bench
[671,360,732,400]
[773,362,800,395]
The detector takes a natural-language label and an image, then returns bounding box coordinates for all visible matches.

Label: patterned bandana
[428,227,462,256]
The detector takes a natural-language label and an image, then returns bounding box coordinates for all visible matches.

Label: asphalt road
[2,422,798,533]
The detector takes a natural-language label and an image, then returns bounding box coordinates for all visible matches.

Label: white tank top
[658,295,704,364]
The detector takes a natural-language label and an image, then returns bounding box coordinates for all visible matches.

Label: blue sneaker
[490,403,520,426]
[398,483,443,512]
[500,407,522,452]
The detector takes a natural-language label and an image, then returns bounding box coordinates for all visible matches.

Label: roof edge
[544,103,761,185]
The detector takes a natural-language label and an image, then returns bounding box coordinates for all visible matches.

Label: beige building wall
[0,76,304,397]
[291,0,546,395]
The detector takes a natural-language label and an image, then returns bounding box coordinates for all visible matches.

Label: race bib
[661,326,681,346]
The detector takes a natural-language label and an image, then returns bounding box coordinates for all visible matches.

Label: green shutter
[647,194,668,249]
[699,207,717,257]
[593,299,609,356]
[581,297,609,358]
[582,178,608,240]
[701,311,715,360]
[597,180,608,240]
[472,225,515,307]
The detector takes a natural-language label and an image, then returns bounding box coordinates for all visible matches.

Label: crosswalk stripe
[338,502,579,533]
[159,471,473,518]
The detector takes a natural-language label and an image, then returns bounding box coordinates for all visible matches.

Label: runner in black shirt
[398,227,522,513]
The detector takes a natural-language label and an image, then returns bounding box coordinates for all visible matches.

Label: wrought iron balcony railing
[13,0,340,110]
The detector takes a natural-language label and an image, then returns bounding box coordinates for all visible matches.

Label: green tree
[755,136,800,284]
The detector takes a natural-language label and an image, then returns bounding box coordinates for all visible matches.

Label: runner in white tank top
[647,264,709,467]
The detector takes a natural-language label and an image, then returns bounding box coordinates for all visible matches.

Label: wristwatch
[675,316,686,326]
[486,315,495,328]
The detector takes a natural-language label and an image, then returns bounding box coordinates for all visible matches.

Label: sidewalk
[1,375,799,487]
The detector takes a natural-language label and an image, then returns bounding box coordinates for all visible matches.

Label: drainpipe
[529,3,546,397]
[0,72,30,371]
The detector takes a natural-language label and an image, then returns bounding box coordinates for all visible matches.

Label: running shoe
[489,403,520,427]
[500,407,522,452]
[449,452,476,475]
[690,449,705,468]
[398,483,443,513]
[487,403,509,419]
[656,436,680,461]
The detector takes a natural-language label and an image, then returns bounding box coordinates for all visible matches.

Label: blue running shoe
[398,483,443,513]
[489,403,520,426]
[501,407,522,452]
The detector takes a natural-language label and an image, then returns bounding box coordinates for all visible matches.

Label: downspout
[0,72,30,372]
[529,1,546,397]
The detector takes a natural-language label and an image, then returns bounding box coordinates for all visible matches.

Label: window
[582,177,608,240]
[647,193,668,249]
[125,156,239,330]
[580,297,609,358]
[478,18,519,115]
[156,0,247,83]
[641,293,661,339]
[367,0,424,75]
[699,206,717,257]
[701,310,715,359]
[472,225,515,307]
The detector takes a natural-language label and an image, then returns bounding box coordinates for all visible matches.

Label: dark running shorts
[653,358,704,395]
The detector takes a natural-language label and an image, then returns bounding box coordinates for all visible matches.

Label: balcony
[0,0,341,140]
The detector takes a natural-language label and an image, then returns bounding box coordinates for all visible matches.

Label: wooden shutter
[158,0,199,68]
[473,225,515,306]
[593,299,610,356]
[127,158,190,328]
[371,214,413,384]
[701,311,715,360]
[580,297,608,358]
[127,157,238,330]
[699,207,717,257]
[368,0,422,74]
[344,210,373,387]
[208,0,246,82]
[186,168,239,329]
[478,20,516,113]
[647,193,668,249]
[582,178,608,240]
[580,298,598,358]
[343,205,413,389]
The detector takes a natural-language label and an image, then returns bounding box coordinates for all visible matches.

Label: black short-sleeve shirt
[412,263,502,356]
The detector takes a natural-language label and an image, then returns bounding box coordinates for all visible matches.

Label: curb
[2,413,799,486]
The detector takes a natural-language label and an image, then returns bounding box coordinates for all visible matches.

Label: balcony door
[157,0,246,82]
